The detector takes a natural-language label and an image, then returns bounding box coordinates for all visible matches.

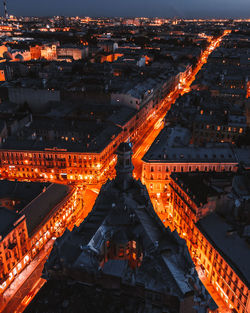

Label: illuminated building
[168,171,250,313]
[30,45,42,60]
[0,70,5,82]
[192,112,246,145]
[13,51,31,62]
[0,84,171,184]
[141,126,243,196]
[0,45,8,58]
[0,208,29,294]
[29,143,217,313]
[0,180,82,296]
[31,44,88,61]
[40,45,57,61]
[100,53,124,63]
[0,25,12,31]
[0,117,123,184]
[57,45,89,60]
[111,67,189,111]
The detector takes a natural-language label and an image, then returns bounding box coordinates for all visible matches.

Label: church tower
[115,142,134,190]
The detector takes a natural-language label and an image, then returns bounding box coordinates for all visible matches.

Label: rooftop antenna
[3,0,8,19]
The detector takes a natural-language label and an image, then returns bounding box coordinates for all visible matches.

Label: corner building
[0,180,82,296]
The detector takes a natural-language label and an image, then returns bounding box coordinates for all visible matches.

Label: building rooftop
[0,207,23,239]
[170,171,234,207]
[0,180,50,212]
[143,127,237,163]
[1,117,122,153]
[197,213,250,288]
[0,180,71,237]
[21,183,71,236]
[107,106,136,127]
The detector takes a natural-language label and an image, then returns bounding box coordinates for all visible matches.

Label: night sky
[3,0,250,18]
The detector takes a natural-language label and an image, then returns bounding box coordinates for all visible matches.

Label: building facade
[167,172,250,313]
[0,209,29,294]
[0,181,82,295]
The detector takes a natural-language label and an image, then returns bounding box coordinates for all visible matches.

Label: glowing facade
[167,172,250,313]
[0,181,82,295]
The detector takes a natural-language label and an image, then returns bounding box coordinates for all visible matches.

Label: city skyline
[3,0,250,18]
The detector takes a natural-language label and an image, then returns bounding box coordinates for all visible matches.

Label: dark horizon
[2,0,250,19]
